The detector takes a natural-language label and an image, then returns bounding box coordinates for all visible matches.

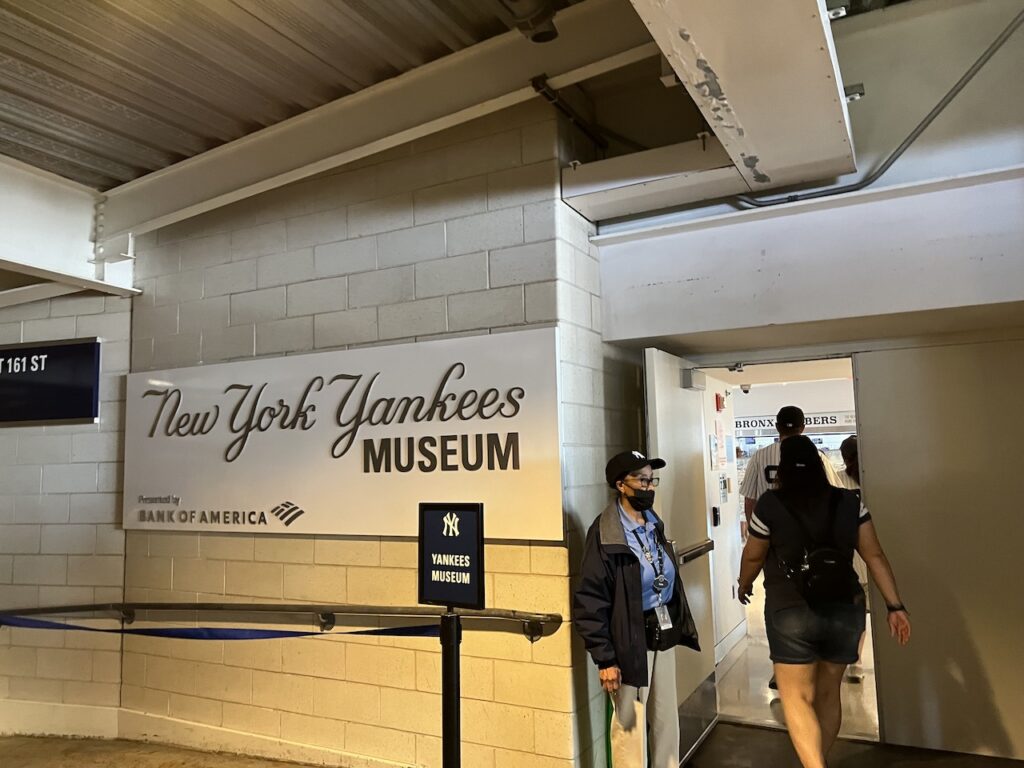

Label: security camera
[740,384,751,394]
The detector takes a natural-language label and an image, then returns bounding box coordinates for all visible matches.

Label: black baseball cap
[605,450,666,488]
[776,405,805,430]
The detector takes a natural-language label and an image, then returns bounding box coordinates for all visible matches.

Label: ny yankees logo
[632,451,645,460]
[442,512,460,537]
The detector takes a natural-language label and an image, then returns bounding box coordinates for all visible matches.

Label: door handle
[677,538,715,564]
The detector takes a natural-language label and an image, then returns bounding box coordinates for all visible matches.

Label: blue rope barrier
[0,614,440,640]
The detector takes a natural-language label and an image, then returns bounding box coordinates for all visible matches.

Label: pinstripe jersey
[739,438,843,502]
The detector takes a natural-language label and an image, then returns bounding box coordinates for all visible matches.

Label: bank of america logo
[442,512,460,537]
[270,501,305,526]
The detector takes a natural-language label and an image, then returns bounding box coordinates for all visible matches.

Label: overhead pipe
[735,7,1023,208]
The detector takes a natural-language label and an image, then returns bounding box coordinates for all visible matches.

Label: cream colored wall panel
[855,339,1024,758]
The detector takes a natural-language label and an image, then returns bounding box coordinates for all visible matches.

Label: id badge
[655,604,673,630]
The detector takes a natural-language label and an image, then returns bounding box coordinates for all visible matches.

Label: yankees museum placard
[123,328,563,540]
[418,503,485,610]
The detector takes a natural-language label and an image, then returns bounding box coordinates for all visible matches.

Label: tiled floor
[715,574,879,740]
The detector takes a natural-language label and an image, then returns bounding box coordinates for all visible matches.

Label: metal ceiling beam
[0,281,83,309]
[0,258,139,298]
[99,0,657,240]
[628,0,855,189]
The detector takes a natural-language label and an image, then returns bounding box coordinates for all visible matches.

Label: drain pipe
[735,7,1024,208]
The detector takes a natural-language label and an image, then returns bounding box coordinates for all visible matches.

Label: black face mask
[627,489,656,512]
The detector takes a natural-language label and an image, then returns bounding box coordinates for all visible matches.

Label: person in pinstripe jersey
[741,405,842,534]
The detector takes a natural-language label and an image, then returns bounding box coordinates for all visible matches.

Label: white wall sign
[123,328,563,540]
[734,411,856,436]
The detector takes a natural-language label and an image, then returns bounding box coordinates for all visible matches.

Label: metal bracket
[318,612,336,632]
[121,608,136,625]
[523,620,544,643]
[826,0,850,20]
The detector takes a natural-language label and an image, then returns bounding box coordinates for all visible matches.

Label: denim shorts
[766,602,866,665]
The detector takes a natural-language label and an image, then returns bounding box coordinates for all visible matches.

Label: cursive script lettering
[329,363,525,458]
[223,377,323,462]
[143,388,220,438]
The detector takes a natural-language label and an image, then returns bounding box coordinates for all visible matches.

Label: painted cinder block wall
[0,294,129,730]
[118,101,639,768]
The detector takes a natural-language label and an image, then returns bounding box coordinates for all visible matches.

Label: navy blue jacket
[573,500,700,688]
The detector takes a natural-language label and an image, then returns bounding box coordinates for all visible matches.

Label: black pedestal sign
[419,502,484,768]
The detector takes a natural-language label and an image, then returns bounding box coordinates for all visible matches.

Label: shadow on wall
[873,546,1013,760]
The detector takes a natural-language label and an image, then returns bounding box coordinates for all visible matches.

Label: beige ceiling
[0,0,550,190]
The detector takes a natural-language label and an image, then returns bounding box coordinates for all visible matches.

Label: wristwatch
[886,603,908,613]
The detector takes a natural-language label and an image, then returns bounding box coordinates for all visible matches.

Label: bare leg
[774,662,826,768]
[814,661,847,756]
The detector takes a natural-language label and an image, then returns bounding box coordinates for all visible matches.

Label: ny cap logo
[442,512,460,537]
[632,451,646,460]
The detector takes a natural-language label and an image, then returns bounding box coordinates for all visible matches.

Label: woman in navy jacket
[573,450,699,768]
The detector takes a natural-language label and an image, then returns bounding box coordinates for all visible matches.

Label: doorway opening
[697,358,879,741]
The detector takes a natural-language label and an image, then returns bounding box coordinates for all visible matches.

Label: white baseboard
[117,710,414,768]
[0,700,118,739]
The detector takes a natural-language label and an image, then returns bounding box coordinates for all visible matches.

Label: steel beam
[0,281,82,308]
[100,0,656,240]
[628,0,855,189]
[0,258,139,298]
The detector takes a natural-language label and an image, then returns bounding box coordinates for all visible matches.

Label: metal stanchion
[440,608,462,768]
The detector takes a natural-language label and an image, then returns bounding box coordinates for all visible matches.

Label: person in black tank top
[737,435,912,768]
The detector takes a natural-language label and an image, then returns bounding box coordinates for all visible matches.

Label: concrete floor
[690,724,1022,768]
[0,736,303,768]
[2,727,1020,768]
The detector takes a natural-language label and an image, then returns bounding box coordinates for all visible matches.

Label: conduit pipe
[735,7,1024,208]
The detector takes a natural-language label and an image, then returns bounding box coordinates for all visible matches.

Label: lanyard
[631,527,667,592]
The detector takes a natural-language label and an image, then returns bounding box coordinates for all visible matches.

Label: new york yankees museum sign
[122,328,562,540]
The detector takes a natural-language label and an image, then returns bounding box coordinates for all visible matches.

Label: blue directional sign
[0,339,100,426]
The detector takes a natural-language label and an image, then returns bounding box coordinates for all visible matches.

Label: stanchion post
[440,607,462,768]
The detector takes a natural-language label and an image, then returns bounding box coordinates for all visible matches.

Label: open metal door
[854,340,1024,758]
[645,348,717,763]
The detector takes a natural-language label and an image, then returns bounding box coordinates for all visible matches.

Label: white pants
[610,649,679,768]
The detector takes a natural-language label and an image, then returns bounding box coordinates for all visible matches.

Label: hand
[737,580,754,605]
[888,610,911,646]
[599,665,621,694]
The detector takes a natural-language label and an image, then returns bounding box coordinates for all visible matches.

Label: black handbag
[643,605,683,651]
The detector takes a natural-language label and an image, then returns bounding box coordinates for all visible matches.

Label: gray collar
[599,498,628,548]
[599,497,666,551]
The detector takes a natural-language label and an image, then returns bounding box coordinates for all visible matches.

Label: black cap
[776,405,805,431]
[605,450,666,489]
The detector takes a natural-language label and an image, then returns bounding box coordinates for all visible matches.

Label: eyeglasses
[627,476,660,488]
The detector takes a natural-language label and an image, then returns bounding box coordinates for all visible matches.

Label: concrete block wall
[0,293,129,715]
[118,102,638,767]
[554,198,643,768]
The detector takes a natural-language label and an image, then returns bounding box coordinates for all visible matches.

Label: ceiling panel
[0,0,514,189]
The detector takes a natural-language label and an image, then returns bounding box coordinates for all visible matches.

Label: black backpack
[776,489,860,605]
